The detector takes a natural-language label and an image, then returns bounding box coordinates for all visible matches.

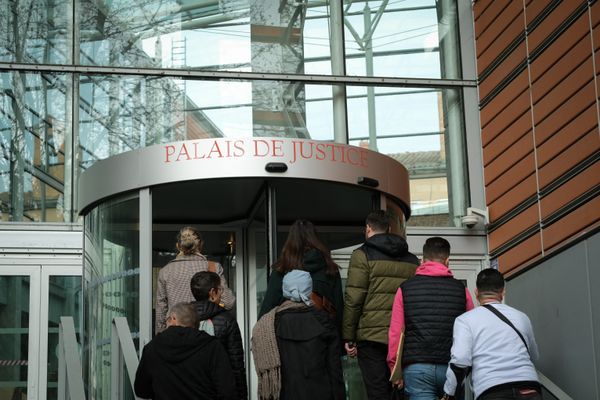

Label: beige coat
[155,254,235,333]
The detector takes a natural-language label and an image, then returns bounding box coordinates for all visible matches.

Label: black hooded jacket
[134,326,236,400]
[193,300,248,399]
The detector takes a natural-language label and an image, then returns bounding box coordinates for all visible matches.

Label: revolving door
[79,138,411,399]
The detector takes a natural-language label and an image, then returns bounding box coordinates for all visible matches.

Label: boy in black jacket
[191,271,248,400]
[134,302,236,400]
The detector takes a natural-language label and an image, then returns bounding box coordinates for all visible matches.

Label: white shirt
[444,302,539,398]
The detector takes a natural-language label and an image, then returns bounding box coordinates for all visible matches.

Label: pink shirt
[386,261,475,371]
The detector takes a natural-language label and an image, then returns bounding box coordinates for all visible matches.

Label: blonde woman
[155,226,235,333]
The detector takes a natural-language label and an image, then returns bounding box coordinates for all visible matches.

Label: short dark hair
[169,303,199,329]
[476,268,505,293]
[422,237,450,261]
[190,271,221,301]
[366,210,390,233]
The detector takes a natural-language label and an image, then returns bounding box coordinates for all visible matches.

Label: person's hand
[344,342,357,357]
[392,379,403,388]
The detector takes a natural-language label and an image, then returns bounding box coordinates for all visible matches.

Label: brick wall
[474,0,600,275]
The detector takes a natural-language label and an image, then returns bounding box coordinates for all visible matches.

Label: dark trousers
[479,384,542,400]
[357,341,392,400]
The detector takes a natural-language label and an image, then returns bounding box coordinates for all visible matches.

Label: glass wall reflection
[1,0,469,226]
[78,0,332,75]
[0,71,72,222]
[0,69,467,226]
[84,195,139,399]
[77,75,468,226]
[348,87,468,226]
[344,0,462,79]
[0,0,71,64]
[75,0,460,79]
[0,0,461,79]
[77,76,336,172]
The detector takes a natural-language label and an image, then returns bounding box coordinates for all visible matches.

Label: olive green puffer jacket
[342,234,418,344]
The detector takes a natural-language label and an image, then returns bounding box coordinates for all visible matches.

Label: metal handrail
[537,369,574,400]
[57,317,575,400]
[58,316,86,400]
[111,317,142,399]
[58,316,142,399]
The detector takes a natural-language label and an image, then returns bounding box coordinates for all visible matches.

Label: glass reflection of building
[1,1,478,399]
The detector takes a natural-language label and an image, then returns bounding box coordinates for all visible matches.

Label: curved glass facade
[84,194,139,399]
[75,0,460,79]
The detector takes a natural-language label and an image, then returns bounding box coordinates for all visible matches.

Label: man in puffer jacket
[342,210,419,400]
[387,236,474,400]
[191,271,248,400]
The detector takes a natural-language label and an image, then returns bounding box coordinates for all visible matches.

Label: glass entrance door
[40,267,82,400]
[0,266,81,400]
[0,266,40,400]
[244,188,270,396]
[82,175,408,399]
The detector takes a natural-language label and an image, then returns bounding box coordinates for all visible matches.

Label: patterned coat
[155,254,235,333]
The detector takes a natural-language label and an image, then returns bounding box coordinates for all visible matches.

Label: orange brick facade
[474,0,600,275]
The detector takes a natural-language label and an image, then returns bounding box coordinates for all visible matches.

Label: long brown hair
[274,219,340,276]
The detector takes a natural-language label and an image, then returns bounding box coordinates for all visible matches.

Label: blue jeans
[403,363,447,400]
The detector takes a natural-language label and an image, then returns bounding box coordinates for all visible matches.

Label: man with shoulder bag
[441,268,542,400]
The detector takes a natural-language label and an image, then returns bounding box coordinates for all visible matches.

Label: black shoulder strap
[482,304,530,355]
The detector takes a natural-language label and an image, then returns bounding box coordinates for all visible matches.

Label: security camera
[461,207,489,229]
[461,214,479,228]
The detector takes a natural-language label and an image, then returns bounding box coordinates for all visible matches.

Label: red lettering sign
[163,139,368,168]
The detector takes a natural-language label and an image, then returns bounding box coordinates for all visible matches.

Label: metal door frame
[0,265,42,400]
[39,265,82,400]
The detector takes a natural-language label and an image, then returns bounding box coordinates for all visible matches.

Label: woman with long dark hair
[258,219,343,331]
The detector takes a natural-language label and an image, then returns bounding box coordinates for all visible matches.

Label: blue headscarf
[282,270,313,306]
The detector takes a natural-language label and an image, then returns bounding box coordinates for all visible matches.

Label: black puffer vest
[401,275,466,366]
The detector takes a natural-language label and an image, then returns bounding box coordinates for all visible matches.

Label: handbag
[310,291,336,318]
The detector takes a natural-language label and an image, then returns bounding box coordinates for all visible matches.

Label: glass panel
[0,275,30,399]
[246,192,268,398]
[78,0,332,74]
[77,75,335,171]
[0,0,71,64]
[344,0,461,79]
[348,87,468,227]
[0,71,72,222]
[84,195,139,399]
[46,275,82,400]
[250,199,268,316]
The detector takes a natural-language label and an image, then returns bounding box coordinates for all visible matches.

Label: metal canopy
[78,137,411,216]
